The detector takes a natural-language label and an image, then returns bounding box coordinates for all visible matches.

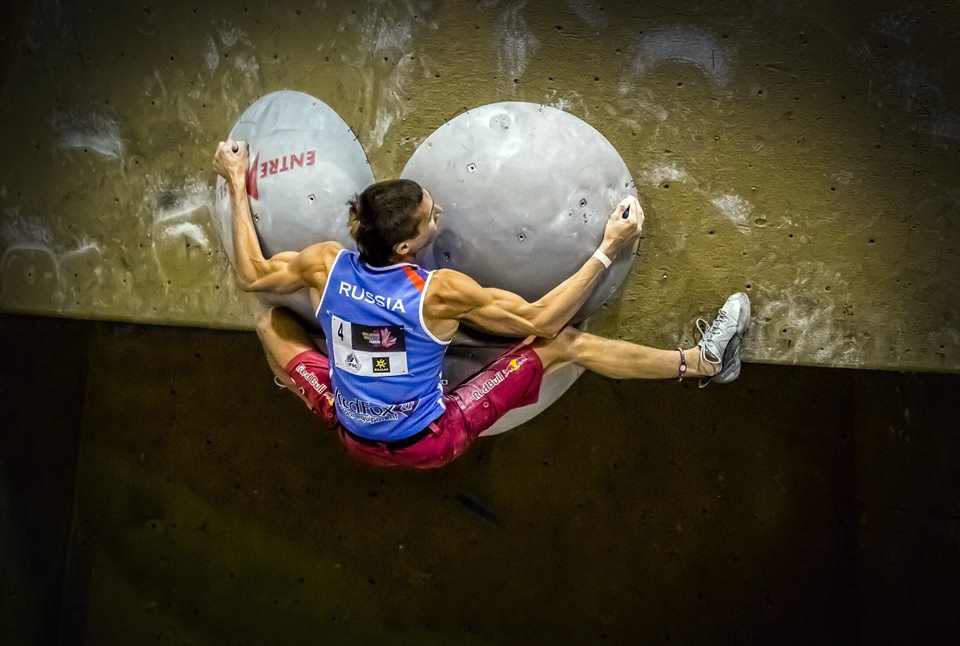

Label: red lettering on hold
[252,151,314,187]
[245,153,260,199]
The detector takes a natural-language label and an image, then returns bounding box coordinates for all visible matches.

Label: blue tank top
[317,250,450,441]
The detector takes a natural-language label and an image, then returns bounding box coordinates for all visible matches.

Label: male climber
[212,140,750,469]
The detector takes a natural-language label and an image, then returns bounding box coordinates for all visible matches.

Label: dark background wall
[1,316,88,645]
[1,312,957,645]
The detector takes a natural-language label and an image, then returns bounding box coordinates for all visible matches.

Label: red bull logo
[504,356,527,374]
[471,355,528,400]
[295,363,328,396]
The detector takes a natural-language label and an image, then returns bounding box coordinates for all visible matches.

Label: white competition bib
[330,314,409,377]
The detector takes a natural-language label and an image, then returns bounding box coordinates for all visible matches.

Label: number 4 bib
[331,315,409,377]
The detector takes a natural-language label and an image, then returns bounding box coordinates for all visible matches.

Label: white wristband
[592,249,612,269]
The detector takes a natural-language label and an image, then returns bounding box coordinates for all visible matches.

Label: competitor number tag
[331,315,408,377]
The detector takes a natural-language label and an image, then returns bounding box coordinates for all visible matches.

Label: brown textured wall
[0,0,958,372]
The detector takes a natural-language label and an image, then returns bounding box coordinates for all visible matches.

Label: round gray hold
[212,90,373,324]
[401,102,637,435]
[402,101,638,323]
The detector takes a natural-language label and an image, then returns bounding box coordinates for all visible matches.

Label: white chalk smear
[218,22,247,48]
[56,111,124,160]
[362,13,414,52]
[754,262,859,367]
[148,176,214,225]
[711,193,752,228]
[368,55,415,150]
[145,176,215,280]
[627,26,735,88]
[60,240,102,260]
[496,1,540,80]
[343,8,419,153]
[642,164,687,188]
[564,0,607,27]
[232,54,260,81]
[0,243,59,290]
[161,222,210,250]
[204,35,219,72]
[177,100,203,134]
[1,208,53,246]
[751,262,863,366]
[833,171,855,186]
[544,89,584,113]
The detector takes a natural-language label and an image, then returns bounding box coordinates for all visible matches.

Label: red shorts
[284,344,543,469]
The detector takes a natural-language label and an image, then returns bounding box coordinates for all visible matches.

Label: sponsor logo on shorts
[372,356,391,373]
[335,390,419,424]
[294,363,328,396]
[471,355,528,401]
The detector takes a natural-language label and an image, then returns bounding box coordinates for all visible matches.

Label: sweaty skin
[211,139,643,343]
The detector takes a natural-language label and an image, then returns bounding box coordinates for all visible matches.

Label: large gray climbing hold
[402,101,638,323]
[212,90,372,323]
[401,102,637,435]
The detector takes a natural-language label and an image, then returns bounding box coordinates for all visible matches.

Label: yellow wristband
[592,249,612,269]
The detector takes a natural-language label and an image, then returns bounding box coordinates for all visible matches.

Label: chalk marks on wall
[564,0,608,28]
[623,26,736,90]
[1,208,53,249]
[544,89,589,116]
[181,21,262,124]
[753,261,859,367]
[217,21,249,49]
[710,194,754,232]
[144,175,217,288]
[640,164,688,189]
[496,1,540,82]
[203,35,220,73]
[55,111,125,161]
[335,5,424,153]
[0,207,106,311]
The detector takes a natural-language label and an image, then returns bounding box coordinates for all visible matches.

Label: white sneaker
[696,292,751,388]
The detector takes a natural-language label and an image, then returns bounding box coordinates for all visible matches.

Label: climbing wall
[0,0,958,371]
